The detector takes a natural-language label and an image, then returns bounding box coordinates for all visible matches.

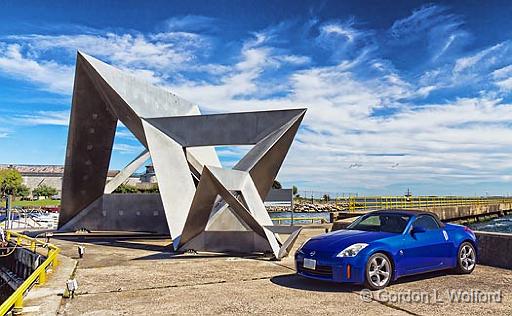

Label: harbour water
[468,214,512,233]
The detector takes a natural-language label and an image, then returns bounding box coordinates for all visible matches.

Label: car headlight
[296,238,311,254]
[336,243,369,257]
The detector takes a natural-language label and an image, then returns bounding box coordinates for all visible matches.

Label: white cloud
[495,78,512,91]
[492,65,512,79]
[113,143,144,154]
[0,44,74,94]
[320,23,358,42]
[453,42,505,73]
[7,32,204,71]
[164,15,218,33]
[13,111,70,126]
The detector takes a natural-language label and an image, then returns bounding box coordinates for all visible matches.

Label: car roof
[367,209,445,226]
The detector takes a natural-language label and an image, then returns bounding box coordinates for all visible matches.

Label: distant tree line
[113,183,159,194]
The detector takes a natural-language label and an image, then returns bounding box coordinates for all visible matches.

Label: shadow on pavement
[272,269,455,292]
[391,269,451,285]
[270,273,362,292]
[133,251,276,261]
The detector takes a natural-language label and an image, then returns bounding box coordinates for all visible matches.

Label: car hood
[301,229,395,254]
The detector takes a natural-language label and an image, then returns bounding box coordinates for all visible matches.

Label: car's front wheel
[455,242,476,274]
[365,252,392,290]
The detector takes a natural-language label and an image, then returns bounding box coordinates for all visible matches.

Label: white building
[0,164,155,198]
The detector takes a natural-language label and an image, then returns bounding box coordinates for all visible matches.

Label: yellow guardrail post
[13,295,23,314]
[52,255,59,268]
[0,231,60,315]
[38,268,47,285]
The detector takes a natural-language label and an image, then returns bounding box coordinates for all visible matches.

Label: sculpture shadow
[54,236,172,253]
[270,273,362,293]
[133,251,275,261]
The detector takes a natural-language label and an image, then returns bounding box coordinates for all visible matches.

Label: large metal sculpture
[59,52,306,258]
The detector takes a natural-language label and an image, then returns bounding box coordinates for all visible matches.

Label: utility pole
[290,192,294,226]
[5,195,11,230]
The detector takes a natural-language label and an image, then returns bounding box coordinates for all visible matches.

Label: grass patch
[1,199,61,208]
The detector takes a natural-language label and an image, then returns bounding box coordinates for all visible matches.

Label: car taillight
[464,226,473,233]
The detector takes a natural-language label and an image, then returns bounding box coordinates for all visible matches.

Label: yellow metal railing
[334,196,512,212]
[0,231,60,315]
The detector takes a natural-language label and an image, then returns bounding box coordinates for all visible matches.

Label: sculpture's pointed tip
[76,50,88,59]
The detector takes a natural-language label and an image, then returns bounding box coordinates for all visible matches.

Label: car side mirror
[411,225,426,234]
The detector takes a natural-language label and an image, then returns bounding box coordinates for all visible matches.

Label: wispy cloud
[0,44,74,94]
[13,111,69,126]
[113,143,144,154]
[164,15,218,33]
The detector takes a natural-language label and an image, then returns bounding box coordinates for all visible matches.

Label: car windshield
[347,213,411,233]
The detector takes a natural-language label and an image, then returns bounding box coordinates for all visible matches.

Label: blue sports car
[295,210,477,290]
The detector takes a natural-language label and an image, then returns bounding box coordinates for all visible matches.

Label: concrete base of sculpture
[59,194,169,234]
[59,192,301,256]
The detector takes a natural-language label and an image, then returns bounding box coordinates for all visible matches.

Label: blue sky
[1,1,512,196]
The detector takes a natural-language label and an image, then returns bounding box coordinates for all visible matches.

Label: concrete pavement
[47,228,511,315]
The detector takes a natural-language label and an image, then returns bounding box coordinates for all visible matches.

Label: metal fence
[333,196,512,212]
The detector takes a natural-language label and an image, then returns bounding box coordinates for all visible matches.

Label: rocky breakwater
[267,201,346,213]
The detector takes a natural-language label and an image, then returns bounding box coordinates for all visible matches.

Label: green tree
[292,185,298,196]
[0,168,22,197]
[143,184,159,193]
[323,194,330,202]
[113,184,138,193]
[14,184,30,199]
[33,184,58,199]
[272,180,282,189]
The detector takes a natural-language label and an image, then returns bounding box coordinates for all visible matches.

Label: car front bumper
[295,252,365,284]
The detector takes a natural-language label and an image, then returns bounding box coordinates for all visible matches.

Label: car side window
[413,215,440,231]
[355,215,381,229]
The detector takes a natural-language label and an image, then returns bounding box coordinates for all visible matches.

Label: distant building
[139,164,156,183]
[0,164,156,198]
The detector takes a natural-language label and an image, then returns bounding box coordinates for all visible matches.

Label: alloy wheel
[459,244,476,271]
[368,254,391,288]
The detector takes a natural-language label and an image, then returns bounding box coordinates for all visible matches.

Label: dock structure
[0,231,62,315]
[330,196,512,223]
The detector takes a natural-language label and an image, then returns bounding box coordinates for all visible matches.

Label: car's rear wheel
[365,252,392,290]
[455,242,476,274]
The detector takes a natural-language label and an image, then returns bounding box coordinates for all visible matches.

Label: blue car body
[295,210,477,285]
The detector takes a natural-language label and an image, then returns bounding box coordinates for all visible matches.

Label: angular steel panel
[145,109,306,147]
[142,120,197,248]
[59,58,118,227]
